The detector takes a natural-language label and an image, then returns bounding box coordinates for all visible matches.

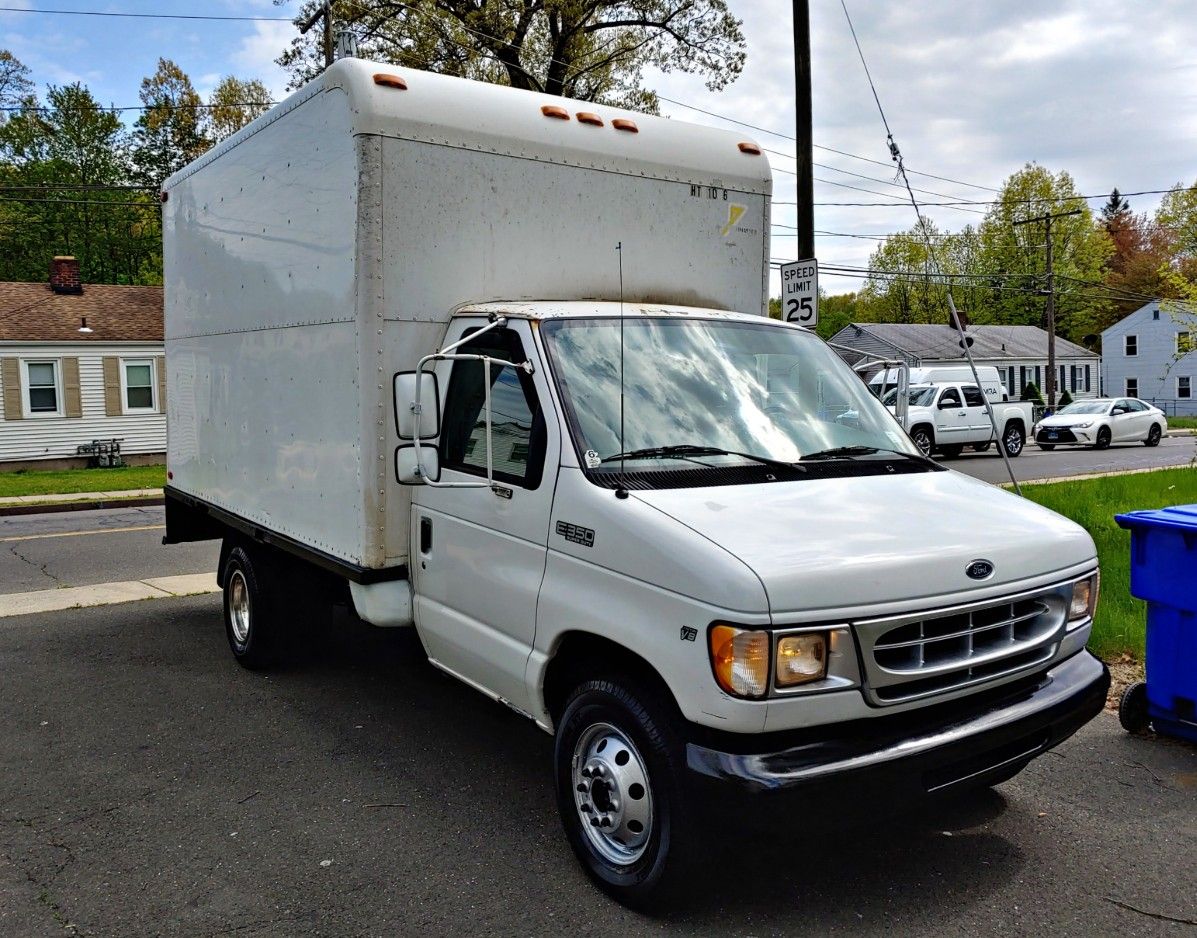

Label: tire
[1038,443,1055,451]
[1002,422,1025,458]
[554,677,697,907]
[1145,424,1162,447]
[939,444,964,458]
[910,426,934,458]
[1094,427,1111,450]
[971,441,992,453]
[222,544,282,670]
[1118,681,1150,733]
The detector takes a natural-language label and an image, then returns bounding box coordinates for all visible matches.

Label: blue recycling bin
[1115,505,1197,744]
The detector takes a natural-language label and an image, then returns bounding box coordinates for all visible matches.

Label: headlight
[776,633,828,687]
[1069,573,1099,621]
[1075,421,1094,429]
[709,625,770,698]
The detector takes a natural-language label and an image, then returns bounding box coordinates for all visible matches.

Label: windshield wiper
[600,444,805,473]
[800,445,937,468]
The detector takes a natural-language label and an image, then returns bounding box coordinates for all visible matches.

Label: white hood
[1037,413,1100,428]
[632,471,1096,619]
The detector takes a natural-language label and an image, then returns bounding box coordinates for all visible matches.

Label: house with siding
[1101,301,1197,416]
[829,322,1101,401]
[0,257,165,468]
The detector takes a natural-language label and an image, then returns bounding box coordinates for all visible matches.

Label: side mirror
[395,443,440,485]
[394,371,441,440]
[938,398,958,410]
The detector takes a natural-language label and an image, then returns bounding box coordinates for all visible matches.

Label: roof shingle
[843,323,1098,361]
[0,281,163,342]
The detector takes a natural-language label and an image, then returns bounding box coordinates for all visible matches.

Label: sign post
[780,259,818,328]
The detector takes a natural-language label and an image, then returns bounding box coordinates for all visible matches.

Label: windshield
[1058,401,1110,415]
[881,386,937,408]
[540,317,920,474]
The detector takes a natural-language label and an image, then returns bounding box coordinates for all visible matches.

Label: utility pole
[793,0,814,260]
[298,1,334,69]
[1014,208,1082,408]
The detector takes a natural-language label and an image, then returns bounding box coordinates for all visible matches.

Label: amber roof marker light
[373,73,408,90]
[738,142,762,155]
[541,105,570,120]
[612,119,639,133]
[576,112,604,127]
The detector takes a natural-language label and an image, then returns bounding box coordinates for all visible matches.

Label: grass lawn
[0,464,165,498]
[1168,416,1197,430]
[1021,467,1197,661]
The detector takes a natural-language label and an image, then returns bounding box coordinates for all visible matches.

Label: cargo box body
[163,59,771,569]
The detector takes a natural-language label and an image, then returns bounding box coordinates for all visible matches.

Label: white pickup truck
[162,60,1107,904]
[888,382,1033,459]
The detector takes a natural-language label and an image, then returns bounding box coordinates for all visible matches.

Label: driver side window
[440,329,545,489]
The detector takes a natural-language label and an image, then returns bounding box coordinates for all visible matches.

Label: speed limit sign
[780,259,818,328]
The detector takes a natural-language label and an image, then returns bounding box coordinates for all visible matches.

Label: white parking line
[0,573,219,619]
[0,524,164,544]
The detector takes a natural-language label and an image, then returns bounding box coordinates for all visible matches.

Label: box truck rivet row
[163,59,1109,905]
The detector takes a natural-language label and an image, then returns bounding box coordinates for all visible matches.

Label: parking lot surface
[950,435,1196,485]
[1,596,1194,937]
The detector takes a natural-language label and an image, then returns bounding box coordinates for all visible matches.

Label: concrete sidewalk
[0,487,164,515]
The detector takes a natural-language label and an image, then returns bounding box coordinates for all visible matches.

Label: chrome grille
[855,585,1070,705]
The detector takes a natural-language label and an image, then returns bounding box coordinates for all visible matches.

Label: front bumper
[1036,426,1093,445]
[685,650,1108,798]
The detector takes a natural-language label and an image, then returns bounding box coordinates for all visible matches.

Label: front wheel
[910,426,934,458]
[1002,423,1025,457]
[1095,427,1111,450]
[554,677,696,906]
[1145,424,1162,447]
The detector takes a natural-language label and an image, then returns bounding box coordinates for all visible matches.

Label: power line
[0,195,154,207]
[2,101,273,114]
[0,6,290,22]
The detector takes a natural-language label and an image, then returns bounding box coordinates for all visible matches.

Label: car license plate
[1048,431,1058,439]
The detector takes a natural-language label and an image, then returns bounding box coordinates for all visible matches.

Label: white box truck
[163,59,1108,903]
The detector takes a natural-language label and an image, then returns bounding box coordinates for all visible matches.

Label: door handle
[957,410,966,416]
[420,516,433,554]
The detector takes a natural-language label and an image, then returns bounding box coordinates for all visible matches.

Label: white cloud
[231,21,297,100]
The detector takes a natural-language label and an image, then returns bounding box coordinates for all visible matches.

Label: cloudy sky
[2,1,1195,297]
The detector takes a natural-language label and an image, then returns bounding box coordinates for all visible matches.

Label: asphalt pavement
[0,506,216,595]
[0,595,1194,937]
[947,435,1196,485]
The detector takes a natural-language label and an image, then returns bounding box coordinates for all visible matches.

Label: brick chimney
[50,256,82,295]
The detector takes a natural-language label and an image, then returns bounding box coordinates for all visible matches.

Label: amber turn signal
[709,625,770,699]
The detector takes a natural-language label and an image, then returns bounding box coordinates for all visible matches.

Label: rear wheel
[1094,427,1111,450]
[554,677,697,907]
[1002,422,1025,457]
[1145,424,1162,447]
[222,544,282,670]
[1119,681,1150,733]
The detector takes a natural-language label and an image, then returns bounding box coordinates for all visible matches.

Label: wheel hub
[229,570,251,646]
[572,723,653,865]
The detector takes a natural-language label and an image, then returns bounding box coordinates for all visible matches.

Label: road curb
[0,495,165,517]
[1002,464,1193,488]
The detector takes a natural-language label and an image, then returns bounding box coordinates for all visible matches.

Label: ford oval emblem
[966,559,995,580]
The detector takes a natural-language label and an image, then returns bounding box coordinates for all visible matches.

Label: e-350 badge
[556,521,595,548]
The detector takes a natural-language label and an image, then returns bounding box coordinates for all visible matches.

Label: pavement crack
[1104,896,1197,926]
[7,543,60,586]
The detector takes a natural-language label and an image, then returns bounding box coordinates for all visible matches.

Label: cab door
[1109,398,1137,441]
[961,385,991,439]
[410,319,559,713]
[934,385,970,442]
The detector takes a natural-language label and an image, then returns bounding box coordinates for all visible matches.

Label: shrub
[1021,381,1045,405]
[1058,388,1074,407]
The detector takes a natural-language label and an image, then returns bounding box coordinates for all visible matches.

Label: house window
[1154,309,1160,321]
[1179,332,1193,355]
[1126,378,1138,398]
[25,360,61,415]
[122,359,155,412]
[1125,335,1138,356]
[1180,377,1192,400]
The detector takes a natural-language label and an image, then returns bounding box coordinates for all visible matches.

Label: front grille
[1037,428,1076,443]
[856,585,1070,705]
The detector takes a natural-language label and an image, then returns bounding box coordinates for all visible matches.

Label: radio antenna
[617,241,625,479]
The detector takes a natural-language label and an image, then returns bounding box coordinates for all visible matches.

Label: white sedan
[1034,398,1167,450]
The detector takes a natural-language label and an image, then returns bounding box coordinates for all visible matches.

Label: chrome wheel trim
[912,430,932,457]
[572,722,653,866]
[1004,426,1022,455]
[229,569,251,646]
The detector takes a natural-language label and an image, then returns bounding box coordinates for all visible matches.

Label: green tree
[130,58,210,188]
[0,49,34,122]
[207,76,273,143]
[274,0,747,112]
[977,163,1112,341]
[1156,179,1197,281]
